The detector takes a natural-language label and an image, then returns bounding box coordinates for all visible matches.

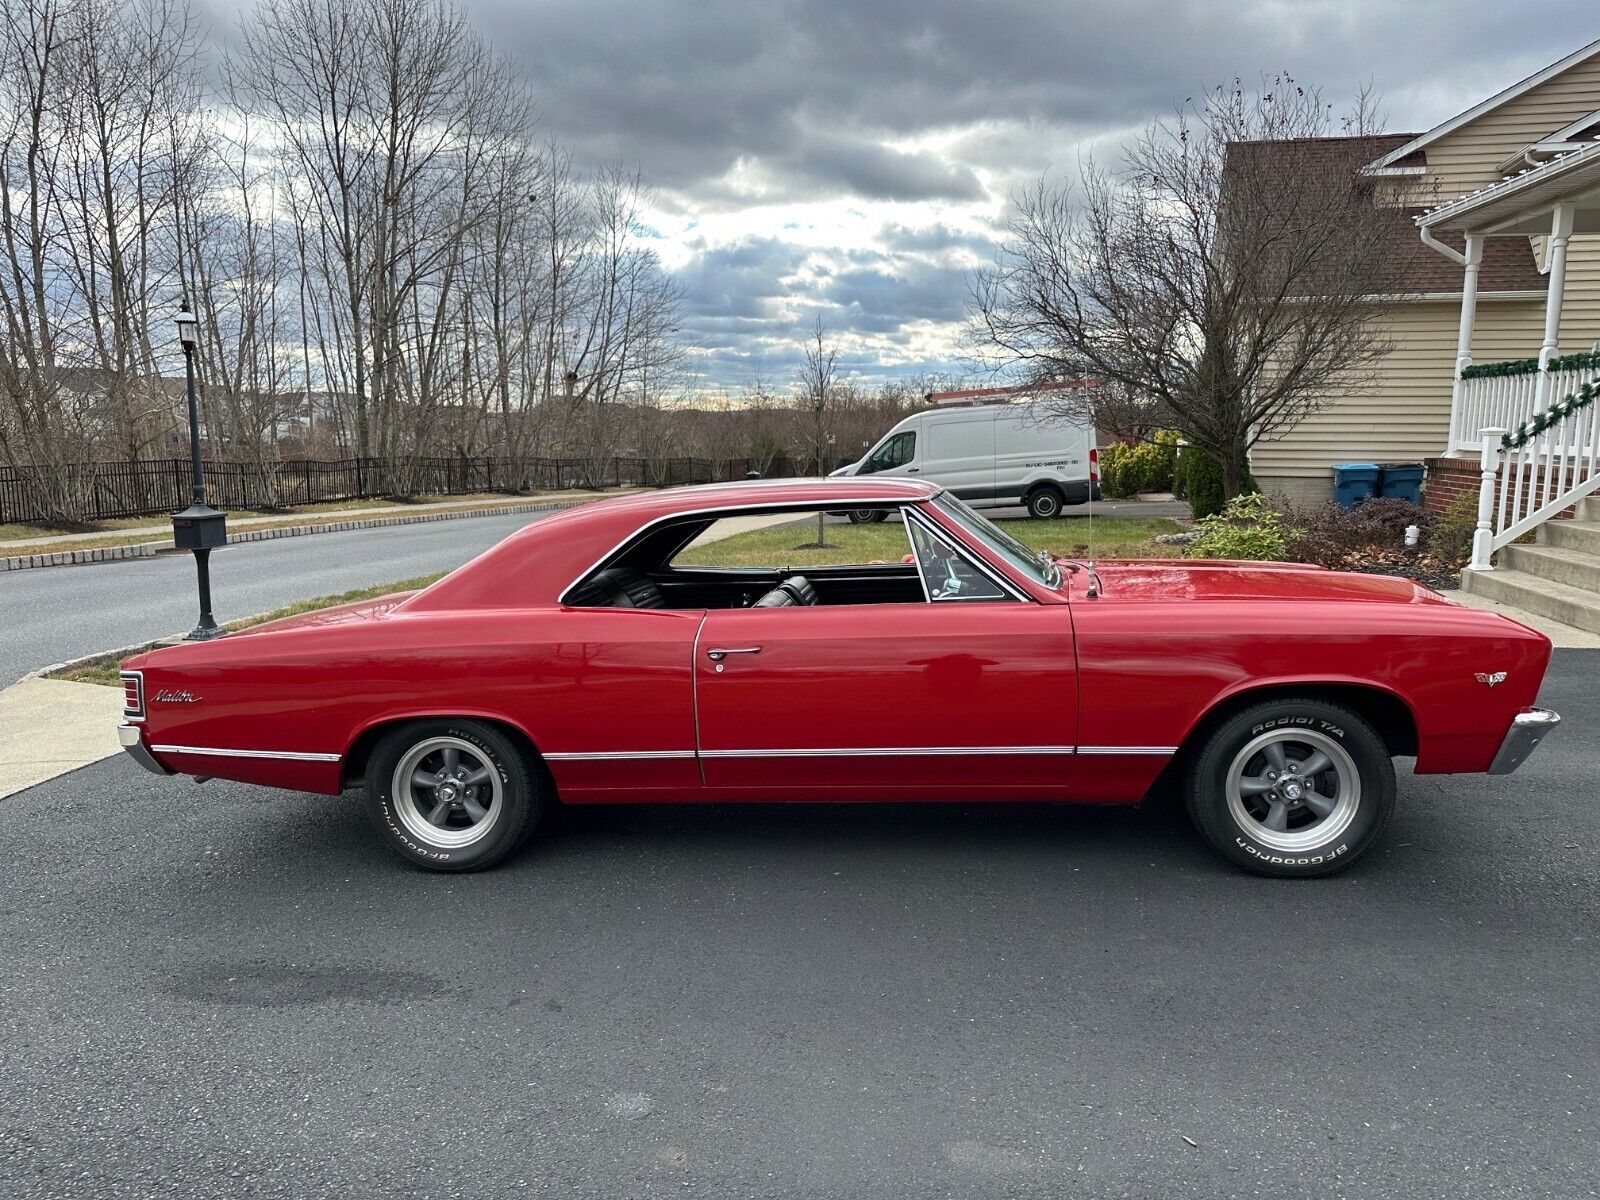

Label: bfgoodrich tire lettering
[364,719,542,872]
[1185,699,1395,878]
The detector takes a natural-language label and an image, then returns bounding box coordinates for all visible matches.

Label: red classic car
[118,478,1559,877]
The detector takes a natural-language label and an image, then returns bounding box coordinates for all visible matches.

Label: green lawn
[675,515,1185,569]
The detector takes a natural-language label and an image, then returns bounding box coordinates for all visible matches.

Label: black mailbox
[171,504,227,551]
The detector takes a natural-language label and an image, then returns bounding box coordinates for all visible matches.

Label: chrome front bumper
[1488,708,1561,775]
[118,724,172,776]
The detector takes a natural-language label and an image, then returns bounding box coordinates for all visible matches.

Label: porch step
[1460,567,1600,634]
[1580,496,1600,524]
[1539,518,1600,556]
[1501,542,1600,590]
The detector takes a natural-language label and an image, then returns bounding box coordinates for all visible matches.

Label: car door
[692,518,1078,800]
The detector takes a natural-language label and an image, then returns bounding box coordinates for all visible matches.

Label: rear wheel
[1185,699,1395,877]
[1025,486,1064,519]
[847,508,888,524]
[365,718,542,872]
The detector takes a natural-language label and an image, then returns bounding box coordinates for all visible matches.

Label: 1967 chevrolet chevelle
[118,478,1559,877]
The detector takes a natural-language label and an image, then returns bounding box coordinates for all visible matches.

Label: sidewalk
[0,678,124,799]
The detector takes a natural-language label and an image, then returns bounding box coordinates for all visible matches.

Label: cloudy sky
[214,1,1596,394]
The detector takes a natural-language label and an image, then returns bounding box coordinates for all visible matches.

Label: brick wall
[1424,456,1578,520]
[1423,458,1479,515]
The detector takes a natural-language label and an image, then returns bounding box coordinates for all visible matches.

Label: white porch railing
[1453,362,1600,455]
[1470,375,1600,570]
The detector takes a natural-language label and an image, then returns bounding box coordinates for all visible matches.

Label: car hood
[1080,559,1454,605]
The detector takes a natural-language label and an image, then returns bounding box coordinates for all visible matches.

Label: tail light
[120,671,145,721]
[1089,448,1099,484]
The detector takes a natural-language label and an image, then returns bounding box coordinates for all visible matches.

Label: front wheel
[365,718,543,872]
[1025,486,1064,519]
[847,508,887,524]
[1185,699,1395,877]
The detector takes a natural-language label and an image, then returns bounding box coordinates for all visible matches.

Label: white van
[830,402,1098,520]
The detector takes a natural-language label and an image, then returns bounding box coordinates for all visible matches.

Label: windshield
[932,493,1061,589]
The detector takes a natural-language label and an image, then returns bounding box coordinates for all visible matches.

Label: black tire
[365,718,543,872]
[1025,485,1065,519]
[1184,699,1395,878]
[847,508,888,524]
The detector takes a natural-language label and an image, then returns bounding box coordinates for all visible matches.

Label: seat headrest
[779,575,817,605]
[751,587,797,607]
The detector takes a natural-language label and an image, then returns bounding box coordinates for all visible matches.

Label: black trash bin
[1378,463,1424,504]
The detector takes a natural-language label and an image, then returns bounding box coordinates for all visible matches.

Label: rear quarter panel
[1070,596,1549,800]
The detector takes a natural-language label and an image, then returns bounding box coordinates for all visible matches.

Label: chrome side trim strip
[702,746,1076,758]
[151,744,342,763]
[541,745,1176,762]
[544,750,698,762]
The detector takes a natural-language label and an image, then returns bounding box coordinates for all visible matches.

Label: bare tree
[972,76,1418,500]
[794,317,838,546]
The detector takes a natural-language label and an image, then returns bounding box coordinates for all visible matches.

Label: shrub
[1427,489,1478,566]
[1097,431,1180,499]
[1182,449,1258,519]
[1280,497,1435,569]
[1098,443,1138,498]
[1191,493,1287,561]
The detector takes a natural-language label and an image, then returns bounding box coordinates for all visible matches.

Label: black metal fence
[0,454,849,526]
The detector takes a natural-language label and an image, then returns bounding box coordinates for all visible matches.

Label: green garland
[1462,350,1600,380]
[1547,350,1600,373]
[1462,358,1539,379]
[1500,378,1600,450]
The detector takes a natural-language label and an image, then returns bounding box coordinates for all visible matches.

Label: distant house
[1243,39,1600,506]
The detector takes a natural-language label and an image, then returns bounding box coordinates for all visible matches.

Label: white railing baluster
[1472,428,1507,571]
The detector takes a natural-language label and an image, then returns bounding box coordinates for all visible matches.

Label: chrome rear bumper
[118,724,172,776]
[1488,708,1561,775]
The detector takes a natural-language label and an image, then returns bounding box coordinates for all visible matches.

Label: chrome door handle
[706,646,762,661]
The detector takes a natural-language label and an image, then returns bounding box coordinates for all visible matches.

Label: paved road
[0,509,565,683]
[1,655,1593,1198]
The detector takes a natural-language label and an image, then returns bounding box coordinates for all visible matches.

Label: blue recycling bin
[1379,463,1424,504]
[1333,463,1380,508]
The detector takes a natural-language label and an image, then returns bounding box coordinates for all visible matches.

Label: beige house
[1251,39,1600,506]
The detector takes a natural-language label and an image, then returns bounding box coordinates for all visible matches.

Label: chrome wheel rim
[1224,728,1360,853]
[392,737,503,850]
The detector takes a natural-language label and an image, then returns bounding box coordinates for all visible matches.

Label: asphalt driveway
[0,654,1594,1199]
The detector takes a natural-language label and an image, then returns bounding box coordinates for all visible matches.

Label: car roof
[402,477,941,612]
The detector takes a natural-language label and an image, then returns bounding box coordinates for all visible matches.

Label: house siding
[1414,52,1600,196]
[1252,299,1547,503]
[1256,50,1600,504]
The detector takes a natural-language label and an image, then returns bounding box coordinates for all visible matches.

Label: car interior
[563,506,1016,609]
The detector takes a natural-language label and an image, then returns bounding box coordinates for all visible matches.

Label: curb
[1,497,589,572]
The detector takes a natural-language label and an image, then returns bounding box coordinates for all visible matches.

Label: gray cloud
[459,3,1597,384]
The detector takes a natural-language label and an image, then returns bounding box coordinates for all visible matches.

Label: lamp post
[172,305,226,640]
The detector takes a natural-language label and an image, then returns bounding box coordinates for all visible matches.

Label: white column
[1535,202,1578,409]
[1445,232,1484,455]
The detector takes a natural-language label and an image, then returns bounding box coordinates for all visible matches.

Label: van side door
[921,412,996,503]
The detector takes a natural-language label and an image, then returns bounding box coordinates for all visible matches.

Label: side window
[860,430,915,474]
[906,517,1012,602]
[671,510,907,569]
